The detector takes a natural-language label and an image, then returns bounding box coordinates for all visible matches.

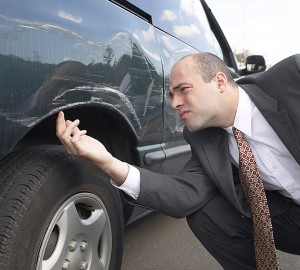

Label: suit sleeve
[135,148,218,218]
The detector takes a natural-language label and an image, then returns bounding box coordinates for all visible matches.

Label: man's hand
[56,111,129,185]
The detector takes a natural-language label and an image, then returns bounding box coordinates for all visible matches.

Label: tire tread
[0,145,71,268]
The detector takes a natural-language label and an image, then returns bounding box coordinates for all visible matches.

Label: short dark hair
[182,52,236,85]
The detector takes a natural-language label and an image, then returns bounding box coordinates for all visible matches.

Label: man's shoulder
[237,54,300,87]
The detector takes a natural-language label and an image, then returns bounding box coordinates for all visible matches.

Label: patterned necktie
[232,127,280,270]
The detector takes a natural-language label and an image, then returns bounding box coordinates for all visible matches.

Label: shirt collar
[224,87,252,137]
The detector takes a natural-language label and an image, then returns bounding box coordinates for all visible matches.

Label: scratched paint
[0,0,164,157]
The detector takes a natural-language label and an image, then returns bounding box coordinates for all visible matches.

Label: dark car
[0,0,265,269]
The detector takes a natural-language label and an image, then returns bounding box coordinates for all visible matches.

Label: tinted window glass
[127,0,214,52]
[211,31,224,60]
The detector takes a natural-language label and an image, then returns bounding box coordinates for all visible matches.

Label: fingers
[56,111,85,155]
[63,120,80,154]
[67,120,82,137]
[71,129,87,143]
[56,111,66,138]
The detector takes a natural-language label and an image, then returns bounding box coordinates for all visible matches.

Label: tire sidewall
[13,157,124,270]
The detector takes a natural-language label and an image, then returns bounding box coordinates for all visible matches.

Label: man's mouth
[179,110,189,119]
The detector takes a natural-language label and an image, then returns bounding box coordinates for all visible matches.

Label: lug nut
[62,259,70,270]
[80,260,88,270]
[68,240,78,252]
[80,240,88,251]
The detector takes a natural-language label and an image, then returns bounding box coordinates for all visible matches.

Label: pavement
[122,212,300,270]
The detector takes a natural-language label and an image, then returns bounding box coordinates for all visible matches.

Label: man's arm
[56,111,217,218]
[56,111,129,186]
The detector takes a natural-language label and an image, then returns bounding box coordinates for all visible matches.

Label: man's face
[169,58,221,132]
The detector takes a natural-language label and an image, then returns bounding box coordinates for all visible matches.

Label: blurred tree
[234,49,249,67]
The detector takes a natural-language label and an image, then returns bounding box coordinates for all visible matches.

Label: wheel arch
[16,105,140,165]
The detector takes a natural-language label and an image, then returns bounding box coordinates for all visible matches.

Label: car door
[127,0,236,174]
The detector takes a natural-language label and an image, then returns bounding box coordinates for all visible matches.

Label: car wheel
[0,145,124,270]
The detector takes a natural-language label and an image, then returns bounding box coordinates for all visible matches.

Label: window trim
[200,0,238,72]
[109,0,152,23]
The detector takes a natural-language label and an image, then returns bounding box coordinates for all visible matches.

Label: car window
[127,0,214,52]
[211,31,224,61]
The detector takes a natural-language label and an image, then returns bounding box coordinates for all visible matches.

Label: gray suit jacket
[136,54,300,219]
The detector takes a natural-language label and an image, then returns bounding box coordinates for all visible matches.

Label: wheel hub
[36,193,112,270]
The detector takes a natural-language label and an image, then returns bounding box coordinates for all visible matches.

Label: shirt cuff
[110,164,141,200]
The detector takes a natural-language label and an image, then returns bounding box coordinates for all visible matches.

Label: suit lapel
[242,84,300,164]
[201,128,247,215]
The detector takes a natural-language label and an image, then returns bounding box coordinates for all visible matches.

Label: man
[56,52,300,269]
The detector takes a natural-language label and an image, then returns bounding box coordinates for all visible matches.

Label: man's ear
[215,72,227,93]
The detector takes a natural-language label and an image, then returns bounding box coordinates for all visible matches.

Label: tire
[0,145,124,270]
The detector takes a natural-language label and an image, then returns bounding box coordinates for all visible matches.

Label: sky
[207,0,299,67]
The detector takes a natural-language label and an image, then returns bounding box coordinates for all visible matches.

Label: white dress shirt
[225,87,300,203]
[113,87,300,204]
[111,163,141,200]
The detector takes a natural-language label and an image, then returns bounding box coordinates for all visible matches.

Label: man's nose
[171,95,182,109]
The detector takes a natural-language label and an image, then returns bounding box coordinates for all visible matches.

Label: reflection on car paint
[0,0,164,157]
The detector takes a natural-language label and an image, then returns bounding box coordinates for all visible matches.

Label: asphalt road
[121,212,300,270]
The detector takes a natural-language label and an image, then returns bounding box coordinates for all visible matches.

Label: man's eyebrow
[169,83,192,98]
[171,82,192,91]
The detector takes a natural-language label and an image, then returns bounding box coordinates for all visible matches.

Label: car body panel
[0,0,164,157]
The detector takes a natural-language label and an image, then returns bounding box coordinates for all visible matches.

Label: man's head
[169,52,238,132]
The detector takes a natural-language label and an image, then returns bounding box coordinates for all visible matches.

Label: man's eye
[181,87,189,92]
